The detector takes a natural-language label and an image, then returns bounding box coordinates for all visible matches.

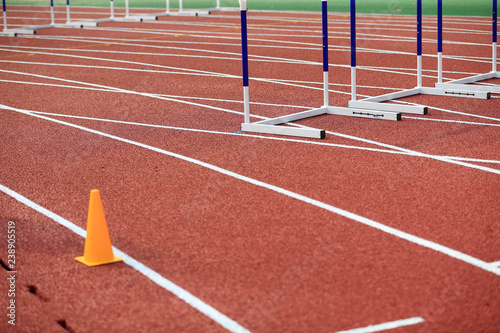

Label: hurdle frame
[349,0,490,116]
[1,0,118,35]
[131,0,212,20]
[202,0,239,12]
[1,0,17,36]
[239,0,400,140]
[435,0,499,94]
[113,0,155,21]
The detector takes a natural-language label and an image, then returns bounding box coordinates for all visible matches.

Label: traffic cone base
[76,189,123,267]
[75,255,123,267]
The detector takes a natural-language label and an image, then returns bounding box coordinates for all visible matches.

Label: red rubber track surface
[0,6,499,333]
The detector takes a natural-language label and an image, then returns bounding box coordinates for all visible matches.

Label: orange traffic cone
[75,190,123,266]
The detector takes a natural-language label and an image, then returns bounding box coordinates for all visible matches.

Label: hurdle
[2,0,56,35]
[202,0,239,12]
[113,0,156,21]
[52,0,100,28]
[435,0,499,94]
[349,0,490,116]
[1,0,17,36]
[1,0,118,35]
[239,0,400,140]
[119,0,211,20]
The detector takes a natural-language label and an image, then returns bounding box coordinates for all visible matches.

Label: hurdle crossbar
[435,0,499,94]
[240,0,400,140]
[349,0,490,115]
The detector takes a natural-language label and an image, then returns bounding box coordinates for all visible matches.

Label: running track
[0,5,499,333]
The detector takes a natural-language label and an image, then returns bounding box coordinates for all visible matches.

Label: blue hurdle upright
[239,0,400,140]
[348,0,490,116]
[435,0,499,94]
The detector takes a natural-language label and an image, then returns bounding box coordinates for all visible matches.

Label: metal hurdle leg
[240,0,400,140]
[349,0,489,116]
[435,0,500,94]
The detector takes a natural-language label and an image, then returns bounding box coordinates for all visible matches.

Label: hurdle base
[241,106,401,139]
[1,30,18,37]
[435,71,500,94]
[5,24,54,34]
[113,16,144,22]
[350,85,490,114]
[53,22,84,29]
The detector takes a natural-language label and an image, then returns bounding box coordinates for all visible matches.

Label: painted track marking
[2,103,499,277]
[0,184,251,333]
[334,317,425,333]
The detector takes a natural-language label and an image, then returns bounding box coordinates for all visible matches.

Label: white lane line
[28,109,500,166]
[490,261,500,267]
[2,103,500,277]
[403,116,500,127]
[0,184,251,333]
[334,317,425,333]
[324,127,500,176]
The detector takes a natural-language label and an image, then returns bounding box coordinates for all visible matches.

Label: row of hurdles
[0,0,237,35]
[240,0,499,139]
[1,0,498,139]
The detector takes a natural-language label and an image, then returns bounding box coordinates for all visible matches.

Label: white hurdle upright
[435,0,499,94]
[239,0,400,140]
[349,0,490,116]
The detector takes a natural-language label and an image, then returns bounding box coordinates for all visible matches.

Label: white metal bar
[66,4,71,23]
[351,66,356,101]
[494,42,497,72]
[256,107,329,126]
[50,5,55,25]
[323,71,329,107]
[349,88,428,114]
[435,82,500,94]
[241,123,325,139]
[442,72,497,85]
[243,86,250,124]
[420,87,490,99]
[3,11,7,31]
[438,51,443,84]
[179,0,183,12]
[328,106,401,121]
[417,55,423,88]
[126,0,129,17]
[110,0,114,18]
